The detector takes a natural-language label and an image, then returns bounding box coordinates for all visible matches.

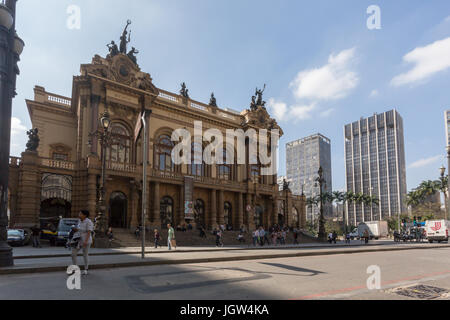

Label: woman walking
[167,224,176,250]
[154,229,161,249]
[71,210,94,275]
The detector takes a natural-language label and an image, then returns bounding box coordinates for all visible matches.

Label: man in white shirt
[71,210,94,275]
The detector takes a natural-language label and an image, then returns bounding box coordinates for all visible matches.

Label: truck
[357,221,389,240]
[425,220,449,243]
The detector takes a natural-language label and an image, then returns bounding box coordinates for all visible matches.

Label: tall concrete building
[344,109,407,225]
[286,134,333,219]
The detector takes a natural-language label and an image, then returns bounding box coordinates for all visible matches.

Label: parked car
[425,220,449,243]
[54,218,80,246]
[7,229,27,247]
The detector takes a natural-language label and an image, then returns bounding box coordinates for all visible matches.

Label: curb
[12,243,382,260]
[2,244,450,275]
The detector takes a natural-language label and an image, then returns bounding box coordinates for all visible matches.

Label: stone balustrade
[40,158,75,170]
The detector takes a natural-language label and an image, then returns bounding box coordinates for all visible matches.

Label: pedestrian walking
[252,229,259,247]
[71,210,94,275]
[31,224,41,248]
[332,231,337,244]
[215,228,223,247]
[167,224,176,250]
[135,226,141,239]
[363,229,370,244]
[106,227,114,247]
[259,227,265,246]
[154,229,161,248]
[293,229,299,245]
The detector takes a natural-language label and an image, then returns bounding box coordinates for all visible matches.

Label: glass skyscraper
[344,109,407,225]
[286,134,333,219]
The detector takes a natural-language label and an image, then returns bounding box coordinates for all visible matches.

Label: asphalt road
[1,246,450,300]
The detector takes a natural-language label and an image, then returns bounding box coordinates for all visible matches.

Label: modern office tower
[344,109,407,225]
[286,134,333,219]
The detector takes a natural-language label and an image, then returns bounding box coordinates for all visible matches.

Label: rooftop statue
[127,47,139,65]
[283,179,291,192]
[107,41,119,57]
[119,20,132,54]
[180,82,189,98]
[255,84,266,106]
[209,93,217,107]
[26,128,40,152]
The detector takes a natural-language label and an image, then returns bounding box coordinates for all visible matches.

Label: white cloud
[391,37,450,87]
[369,89,379,98]
[319,108,334,118]
[289,103,317,121]
[408,155,442,169]
[267,98,288,122]
[289,48,359,101]
[11,117,27,136]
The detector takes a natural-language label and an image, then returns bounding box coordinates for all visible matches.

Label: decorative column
[15,151,40,227]
[152,181,161,227]
[129,182,139,229]
[246,193,255,231]
[218,189,224,226]
[177,185,184,226]
[271,198,278,227]
[209,189,217,230]
[237,192,244,230]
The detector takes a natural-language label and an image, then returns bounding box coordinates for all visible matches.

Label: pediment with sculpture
[241,84,284,135]
[80,20,159,96]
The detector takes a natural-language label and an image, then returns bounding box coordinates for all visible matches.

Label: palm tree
[332,191,346,232]
[434,175,448,217]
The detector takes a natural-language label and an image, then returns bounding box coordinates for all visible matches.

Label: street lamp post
[315,166,326,241]
[89,110,113,247]
[441,164,449,220]
[0,0,24,267]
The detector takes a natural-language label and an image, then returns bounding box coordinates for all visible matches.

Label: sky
[9,0,450,192]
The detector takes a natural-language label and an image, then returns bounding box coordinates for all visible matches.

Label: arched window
[194,199,205,227]
[189,143,205,176]
[160,196,174,228]
[106,123,131,163]
[156,134,174,172]
[217,149,233,181]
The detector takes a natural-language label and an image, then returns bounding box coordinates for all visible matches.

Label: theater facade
[8,43,306,232]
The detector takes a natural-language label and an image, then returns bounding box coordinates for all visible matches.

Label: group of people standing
[252,225,297,247]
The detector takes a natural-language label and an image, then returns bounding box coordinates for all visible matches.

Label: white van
[425,220,449,243]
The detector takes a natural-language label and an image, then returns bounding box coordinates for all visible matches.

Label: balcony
[40,158,75,170]
[106,161,137,173]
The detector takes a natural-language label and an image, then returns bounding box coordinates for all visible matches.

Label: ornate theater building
[8,27,305,233]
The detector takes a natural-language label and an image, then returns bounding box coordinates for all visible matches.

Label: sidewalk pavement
[12,240,392,259]
[2,241,449,275]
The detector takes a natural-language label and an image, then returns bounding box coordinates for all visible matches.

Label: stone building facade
[8,51,306,232]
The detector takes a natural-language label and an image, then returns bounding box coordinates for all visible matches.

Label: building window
[52,153,68,161]
[106,123,131,164]
[189,143,205,177]
[156,134,174,172]
[160,196,174,228]
[218,149,232,181]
